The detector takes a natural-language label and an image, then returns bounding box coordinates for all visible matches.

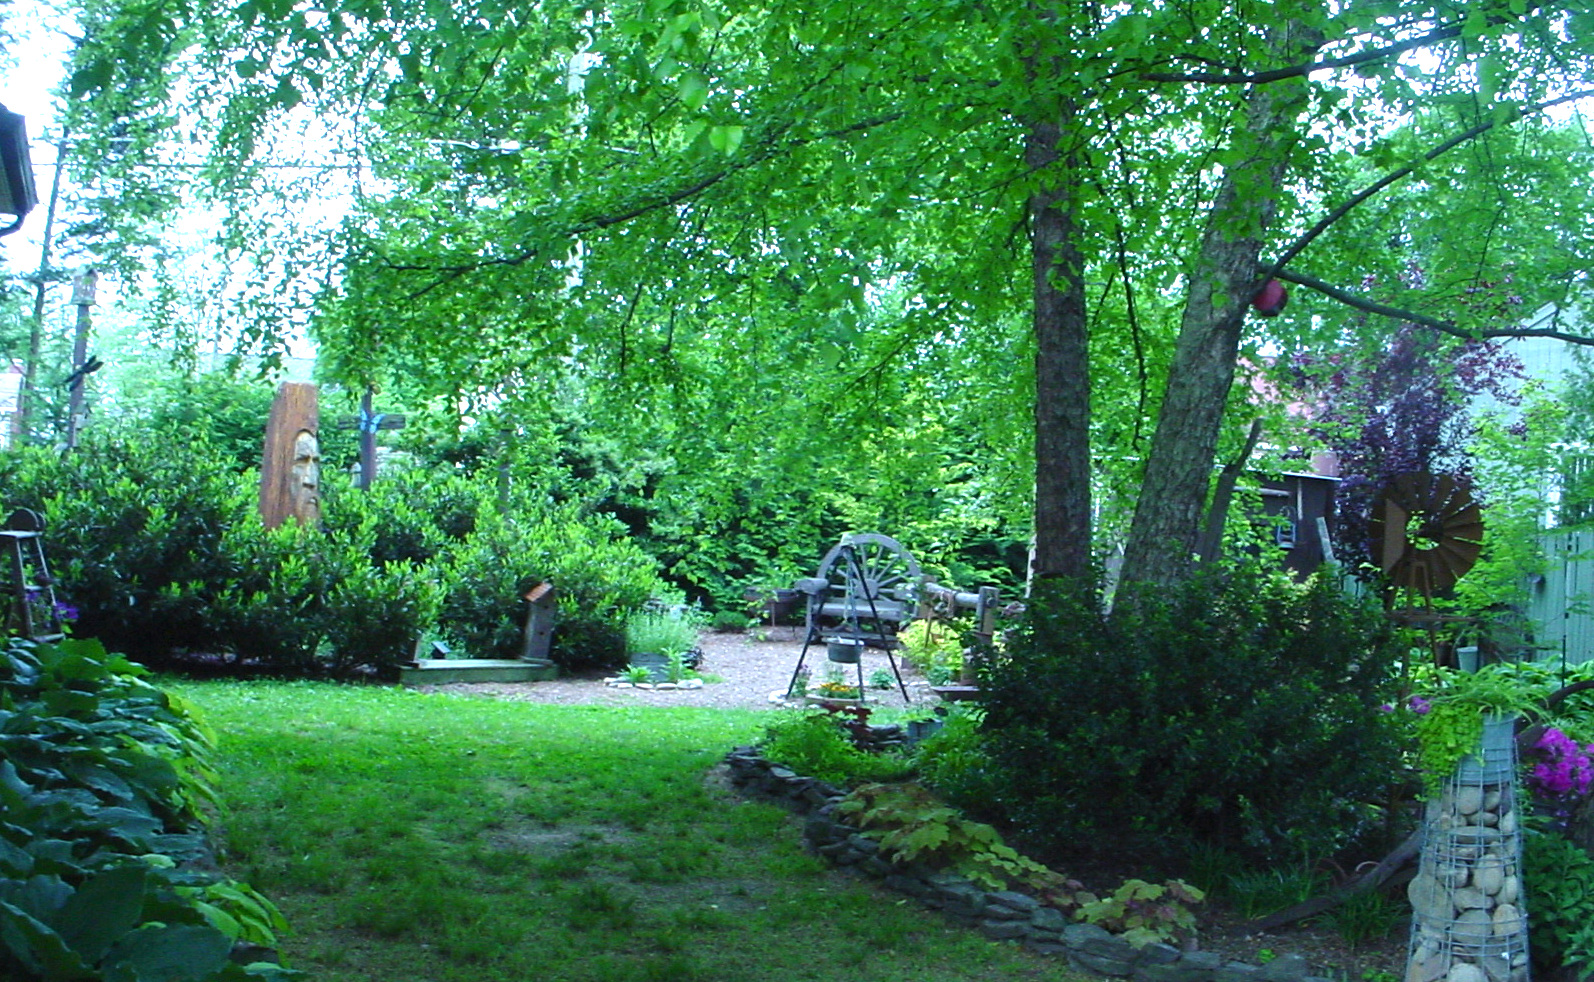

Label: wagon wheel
[815,532,924,614]
[1369,471,1484,597]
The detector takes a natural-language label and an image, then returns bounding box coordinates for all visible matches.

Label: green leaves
[839,782,1066,893]
[0,637,301,980]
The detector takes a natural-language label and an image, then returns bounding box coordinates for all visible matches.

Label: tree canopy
[55,0,1594,591]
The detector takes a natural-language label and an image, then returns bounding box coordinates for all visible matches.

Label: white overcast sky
[1,3,71,277]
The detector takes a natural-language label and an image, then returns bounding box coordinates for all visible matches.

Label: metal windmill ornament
[1370,471,1484,598]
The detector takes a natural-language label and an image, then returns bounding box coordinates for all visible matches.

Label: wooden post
[65,270,96,449]
[520,582,557,664]
[334,387,406,490]
[259,382,321,529]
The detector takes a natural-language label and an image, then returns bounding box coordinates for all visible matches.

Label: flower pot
[826,638,865,664]
[804,694,863,708]
[1457,714,1517,785]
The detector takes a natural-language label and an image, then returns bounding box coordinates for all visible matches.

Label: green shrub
[0,635,300,980]
[911,705,1004,816]
[0,438,253,659]
[625,609,703,655]
[325,467,481,567]
[434,502,664,671]
[710,610,751,632]
[759,710,914,787]
[980,567,1405,863]
[1524,829,1594,977]
[897,618,965,684]
[3,433,662,677]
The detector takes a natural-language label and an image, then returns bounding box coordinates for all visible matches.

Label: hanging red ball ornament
[1251,279,1288,317]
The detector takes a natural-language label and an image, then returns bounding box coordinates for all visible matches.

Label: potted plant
[624,608,703,681]
[1410,664,1537,794]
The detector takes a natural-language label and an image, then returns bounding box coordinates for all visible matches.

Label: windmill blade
[1376,499,1409,574]
[1372,471,1486,595]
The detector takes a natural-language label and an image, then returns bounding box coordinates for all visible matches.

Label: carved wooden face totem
[289,429,321,524]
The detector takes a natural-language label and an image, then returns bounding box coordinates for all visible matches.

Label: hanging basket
[826,638,865,663]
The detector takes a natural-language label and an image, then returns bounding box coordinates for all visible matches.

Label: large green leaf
[101,923,233,982]
[0,898,92,980]
[56,865,150,964]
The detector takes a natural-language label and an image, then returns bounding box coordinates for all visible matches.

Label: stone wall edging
[723,745,1336,982]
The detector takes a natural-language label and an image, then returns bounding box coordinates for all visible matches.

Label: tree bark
[1028,110,1093,583]
[1119,25,1322,589]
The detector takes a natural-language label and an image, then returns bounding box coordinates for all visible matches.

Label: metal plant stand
[784,534,919,703]
[3,509,64,642]
[1407,716,1530,982]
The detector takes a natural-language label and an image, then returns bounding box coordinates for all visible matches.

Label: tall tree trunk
[1028,110,1093,583]
[1119,25,1321,589]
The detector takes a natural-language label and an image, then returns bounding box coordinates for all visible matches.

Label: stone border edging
[723,745,1337,982]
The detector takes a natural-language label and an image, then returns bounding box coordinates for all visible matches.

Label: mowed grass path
[174,681,1087,982]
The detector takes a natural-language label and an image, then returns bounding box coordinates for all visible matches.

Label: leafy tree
[1304,324,1525,576]
[56,0,1594,596]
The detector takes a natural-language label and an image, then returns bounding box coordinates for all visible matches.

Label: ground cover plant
[0,637,297,981]
[174,679,1092,982]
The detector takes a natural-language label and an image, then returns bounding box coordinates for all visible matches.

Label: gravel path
[410,629,939,711]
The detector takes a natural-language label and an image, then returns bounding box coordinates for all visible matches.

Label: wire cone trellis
[1407,716,1529,982]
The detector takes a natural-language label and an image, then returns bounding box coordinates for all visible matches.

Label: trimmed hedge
[0,434,667,676]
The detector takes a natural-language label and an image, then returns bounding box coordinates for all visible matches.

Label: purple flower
[1408,696,1432,715]
[1527,727,1594,800]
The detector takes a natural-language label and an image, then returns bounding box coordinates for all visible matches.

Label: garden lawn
[173,680,1088,982]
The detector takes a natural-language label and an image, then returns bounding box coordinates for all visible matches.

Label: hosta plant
[0,635,301,981]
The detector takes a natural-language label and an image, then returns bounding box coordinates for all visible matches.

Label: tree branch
[1142,23,1464,84]
[1266,88,1594,278]
[1242,828,1422,933]
[379,110,907,293]
[1143,2,1554,86]
[1277,268,1594,346]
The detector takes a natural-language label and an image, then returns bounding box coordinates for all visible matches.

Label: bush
[710,609,751,632]
[911,705,1004,815]
[897,618,966,684]
[0,439,253,659]
[759,710,914,787]
[2,433,661,677]
[980,567,1405,863]
[433,501,665,671]
[0,635,300,980]
[1523,829,1594,978]
[625,608,704,655]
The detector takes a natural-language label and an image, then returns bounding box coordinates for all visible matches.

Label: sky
[0,2,69,277]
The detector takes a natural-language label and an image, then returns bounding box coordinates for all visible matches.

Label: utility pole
[21,132,68,438]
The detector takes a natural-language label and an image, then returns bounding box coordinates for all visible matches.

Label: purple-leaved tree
[1306,315,1525,579]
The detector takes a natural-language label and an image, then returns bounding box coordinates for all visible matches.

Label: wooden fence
[1526,528,1594,668]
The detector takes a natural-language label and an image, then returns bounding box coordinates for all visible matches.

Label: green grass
[174,680,1088,982]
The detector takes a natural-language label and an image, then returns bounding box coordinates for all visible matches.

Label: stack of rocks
[851,722,908,753]
[1407,718,1529,982]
